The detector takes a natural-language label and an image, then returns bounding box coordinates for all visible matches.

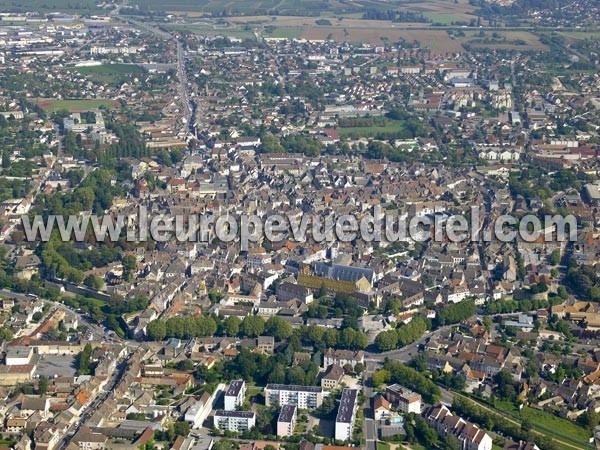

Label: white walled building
[213,410,255,433]
[265,384,323,409]
[224,379,246,411]
[335,388,358,442]
[276,405,297,437]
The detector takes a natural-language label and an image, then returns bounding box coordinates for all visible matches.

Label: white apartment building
[213,410,255,433]
[265,384,323,409]
[276,405,297,437]
[335,388,358,442]
[224,379,246,411]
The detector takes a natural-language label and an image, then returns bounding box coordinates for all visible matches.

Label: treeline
[146,316,218,341]
[434,300,476,327]
[375,316,429,352]
[485,297,554,315]
[338,117,382,128]
[452,395,560,450]
[147,312,369,352]
[297,324,368,351]
[373,360,440,404]
[362,9,430,23]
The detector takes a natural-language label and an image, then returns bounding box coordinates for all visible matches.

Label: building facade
[265,384,323,409]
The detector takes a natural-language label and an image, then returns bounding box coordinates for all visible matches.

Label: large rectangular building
[213,410,255,433]
[265,384,323,409]
[224,379,246,411]
[335,388,358,442]
[277,404,297,437]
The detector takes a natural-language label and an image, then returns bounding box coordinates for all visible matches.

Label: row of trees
[485,297,554,315]
[146,316,218,341]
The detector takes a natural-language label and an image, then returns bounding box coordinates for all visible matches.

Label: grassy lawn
[463,394,592,450]
[246,385,263,397]
[521,406,592,442]
[36,99,120,112]
[70,64,145,85]
[377,443,390,450]
[557,31,600,40]
[338,124,402,138]
[265,26,303,39]
[337,119,411,139]
[422,12,467,24]
[493,398,519,414]
[481,396,591,449]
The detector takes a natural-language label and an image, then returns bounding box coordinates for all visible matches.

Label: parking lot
[34,354,78,378]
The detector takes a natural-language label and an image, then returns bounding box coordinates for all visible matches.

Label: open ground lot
[35,98,120,112]
[153,0,478,23]
[34,354,78,378]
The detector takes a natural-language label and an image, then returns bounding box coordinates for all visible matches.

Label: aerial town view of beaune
[0,0,598,450]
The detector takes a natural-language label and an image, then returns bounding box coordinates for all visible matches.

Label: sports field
[35,99,120,112]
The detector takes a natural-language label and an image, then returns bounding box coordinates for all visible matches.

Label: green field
[337,119,411,139]
[166,23,255,39]
[422,12,468,24]
[521,406,592,443]
[36,98,120,112]
[0,0,101,13]
[557,31,600,40]
[265,26,303,39]
[133,0,345,15]
[71,63,145,85]
[488,398,591,450]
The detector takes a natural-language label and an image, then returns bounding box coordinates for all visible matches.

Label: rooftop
[336,388,358,424]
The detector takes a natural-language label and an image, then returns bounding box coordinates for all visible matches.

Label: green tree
[173,421,190,438]
[549,249,560,265]
[265,316,292,340]
[375,330,398,351]
[77,343,93,375]
[240,315,265,338]
[222,315,241,337]
[122,254,137,280]
[84,274,104,290]
[146,320,167,341]
[38,375,49,395]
